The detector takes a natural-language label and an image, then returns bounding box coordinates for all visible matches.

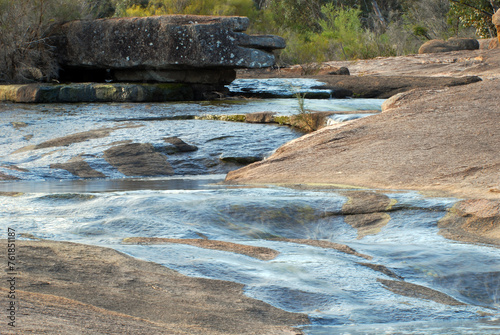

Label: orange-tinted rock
[439,199,500,246]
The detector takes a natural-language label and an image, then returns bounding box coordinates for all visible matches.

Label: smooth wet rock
[13,240,308,334]
[341,191,395,215]
[358,263,403,280]
[163,136,198,153]
[344,213,392,239]
[50,157,106,178]
[439,199,500,245]
[103,143,174,177]
[377,278,466,306]
[271,238,372,260]
[122,237,279,261]
[339,191,395,238]
[419,38,479,54]
[34,128,113,149]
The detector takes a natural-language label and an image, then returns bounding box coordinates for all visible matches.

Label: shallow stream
[1,79,498,334]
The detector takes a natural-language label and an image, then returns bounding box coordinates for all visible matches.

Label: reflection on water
[0,175,226,193]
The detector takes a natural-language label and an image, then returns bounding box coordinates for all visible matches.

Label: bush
[121,0,257,18]
[0,0,105,83]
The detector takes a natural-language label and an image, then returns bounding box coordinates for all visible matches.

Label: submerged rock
[377,278,466,306]
[163,137,198,153]
[103,143,174,177]
[340,191,395,239]
[122,237,279,261]
[358,263,403,280]
[344,213,392,239]
[0,172,19,180]
[439,199,500,246]
[50,157,106,178]
[270,238,372,260]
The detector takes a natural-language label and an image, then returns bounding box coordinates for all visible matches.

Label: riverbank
[2,240,307,334]
[228,49,500,246]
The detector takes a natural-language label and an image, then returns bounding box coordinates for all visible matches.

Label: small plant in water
[292,91,317,132]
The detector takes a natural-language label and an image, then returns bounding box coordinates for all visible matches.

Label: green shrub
[121,0,257,18]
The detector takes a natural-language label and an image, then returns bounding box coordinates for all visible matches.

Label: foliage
[2,0,497,83]
[121,0,257,18]
[0,0,103,83]
[448,0,498,37]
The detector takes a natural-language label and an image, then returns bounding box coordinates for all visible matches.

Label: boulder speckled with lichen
[50,15,285,83]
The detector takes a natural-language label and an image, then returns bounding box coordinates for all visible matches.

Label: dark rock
[206,135,236,142]
[103,143,173,176]
[113,69,236,85]
[418,38,479,54]
[50,157,106,178]
[163,137,198,153]
[0,172,19,180]
[328,67,350,75]
[220,155,263,165]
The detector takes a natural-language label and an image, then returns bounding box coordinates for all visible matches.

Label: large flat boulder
[51,15,285,84]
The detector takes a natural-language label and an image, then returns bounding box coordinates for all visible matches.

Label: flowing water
[0,79,499,334]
